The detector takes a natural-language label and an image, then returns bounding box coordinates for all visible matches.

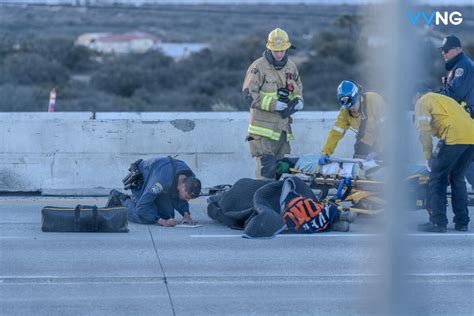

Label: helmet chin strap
[346,100,362,117]
[263,50,288,70]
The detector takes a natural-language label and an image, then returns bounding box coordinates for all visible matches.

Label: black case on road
[41,205,129,233]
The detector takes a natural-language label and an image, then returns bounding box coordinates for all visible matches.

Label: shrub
[2,53,69,85]
[0,84,48,111]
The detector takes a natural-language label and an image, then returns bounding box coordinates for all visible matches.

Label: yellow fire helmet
[266,28,291,51]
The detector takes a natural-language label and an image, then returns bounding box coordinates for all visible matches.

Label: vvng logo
[407,11,463,26]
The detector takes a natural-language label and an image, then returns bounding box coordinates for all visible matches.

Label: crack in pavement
[148,227,176,316]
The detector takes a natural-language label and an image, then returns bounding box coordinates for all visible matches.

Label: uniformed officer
[437,35,474,202]
[412,85,474,233]
[242,28,303,180]
[437,35,474,117]
[106,156,201,227]
[319,80,386,164]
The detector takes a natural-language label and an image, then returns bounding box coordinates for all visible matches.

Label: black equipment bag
[41,205,129,233]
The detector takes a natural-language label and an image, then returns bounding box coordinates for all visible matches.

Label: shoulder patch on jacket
[150,182,163,194]
[454,68,464,78]
[250,68,259,74]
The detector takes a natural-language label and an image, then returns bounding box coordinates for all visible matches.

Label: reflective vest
[243,56,303,141]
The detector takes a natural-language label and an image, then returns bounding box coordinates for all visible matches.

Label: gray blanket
[207,176,317,238]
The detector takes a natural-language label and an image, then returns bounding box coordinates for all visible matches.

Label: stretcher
[282,155,429,216]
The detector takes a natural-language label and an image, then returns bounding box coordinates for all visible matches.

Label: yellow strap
[248,126,295,141]
[260,91,277,97]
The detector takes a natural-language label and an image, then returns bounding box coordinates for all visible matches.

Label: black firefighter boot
[339,210,357,223]
[106,189,129,208]
[417,222,447,233]
[332,209,354,232]
[332,220,350,232]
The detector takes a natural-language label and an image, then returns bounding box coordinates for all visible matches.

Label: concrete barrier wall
[0,112,424,195]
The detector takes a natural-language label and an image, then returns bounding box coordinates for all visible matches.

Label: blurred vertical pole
[368,0,423,315]
[385,2,409,314]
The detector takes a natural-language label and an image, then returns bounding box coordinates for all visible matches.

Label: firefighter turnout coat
[321,92,386,156]
[243,56,303,142]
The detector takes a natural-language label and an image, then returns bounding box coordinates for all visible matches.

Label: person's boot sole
[418,224,446,233]
[332,221,350,232]
[106,189,123,208]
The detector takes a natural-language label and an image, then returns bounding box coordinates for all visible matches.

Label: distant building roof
[76,32,160,46]
[98,32,160,43]
[75,32,207,58]
[75,32,161,54]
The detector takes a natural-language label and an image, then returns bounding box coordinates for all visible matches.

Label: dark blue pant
[428,144,474,227]
[124,194,176,225]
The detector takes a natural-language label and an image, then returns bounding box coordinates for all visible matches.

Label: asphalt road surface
[0,197,473,315]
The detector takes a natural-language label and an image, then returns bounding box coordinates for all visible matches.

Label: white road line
[409,273,474,277]
[190,235,244,238]
[1,234,471,240]
[190,233,473,238]
[1,273,472,280]
[406,233,473,237]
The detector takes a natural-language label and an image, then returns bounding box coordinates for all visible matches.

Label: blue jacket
[438,52,474,108]
[131,156,194,223]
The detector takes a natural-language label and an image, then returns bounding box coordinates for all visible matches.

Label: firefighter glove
[294,99,304,110]
[319,155,330,165]
[275,100,288,111]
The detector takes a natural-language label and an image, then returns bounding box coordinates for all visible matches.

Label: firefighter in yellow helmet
[412,84,474,233]
[242,28,303,180]
[319,80,386,164]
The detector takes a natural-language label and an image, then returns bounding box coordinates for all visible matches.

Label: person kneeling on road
[106,156,201,227]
